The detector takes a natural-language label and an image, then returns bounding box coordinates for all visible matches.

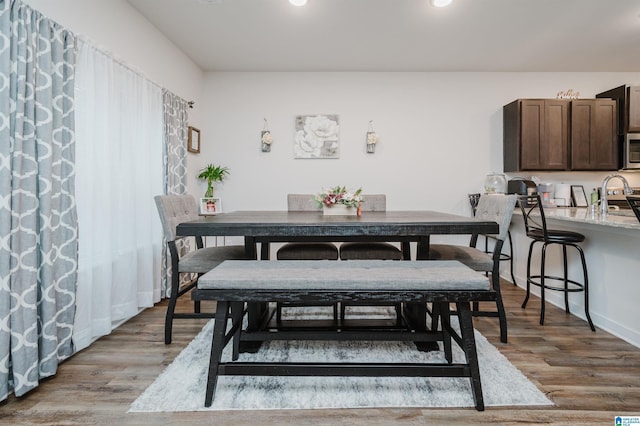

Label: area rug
[129,308,553,412]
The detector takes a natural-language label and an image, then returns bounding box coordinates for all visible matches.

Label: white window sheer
[73,38,164,351]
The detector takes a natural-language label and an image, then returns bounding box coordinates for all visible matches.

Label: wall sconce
[261,118,273,152]
[289,0,308,6]
[366,120,377,154]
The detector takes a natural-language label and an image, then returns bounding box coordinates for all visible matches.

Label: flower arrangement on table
[315,186,363,208]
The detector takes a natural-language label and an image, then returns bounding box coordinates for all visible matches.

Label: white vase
[323,204,357,216]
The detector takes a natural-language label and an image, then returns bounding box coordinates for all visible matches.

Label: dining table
[176,209,499,352]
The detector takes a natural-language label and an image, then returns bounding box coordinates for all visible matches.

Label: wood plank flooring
[1,281,640,425]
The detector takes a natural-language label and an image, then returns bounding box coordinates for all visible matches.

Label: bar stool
[469,193,517,286]
[627,196,640,222]
[517,194,595,331]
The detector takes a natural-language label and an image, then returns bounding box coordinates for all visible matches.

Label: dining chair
[155,194,252,344]
[427,193,517,343]
[469,193,517,286]
[627,196,640,222]
[517,194,595,331]
[339,194,404,260]
[275,194,340,321]
[339,194,404,321]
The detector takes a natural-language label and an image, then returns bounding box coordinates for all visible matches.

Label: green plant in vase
[197,164,230,197]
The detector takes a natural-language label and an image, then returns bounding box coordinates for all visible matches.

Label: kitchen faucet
[600,173,632,215]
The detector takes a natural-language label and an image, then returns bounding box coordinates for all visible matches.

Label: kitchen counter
[509,206,640,349]
[542,207,640,231]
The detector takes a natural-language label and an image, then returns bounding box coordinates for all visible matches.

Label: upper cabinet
[628,86,640,132]
[503,98,618,172]
[503,99,570,172]
[571,99,617,170]
[596,85,633,134]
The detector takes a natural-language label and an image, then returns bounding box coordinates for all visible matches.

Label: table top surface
[176,210,499,237]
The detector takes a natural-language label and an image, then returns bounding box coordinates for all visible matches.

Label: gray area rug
[130,307,552,412]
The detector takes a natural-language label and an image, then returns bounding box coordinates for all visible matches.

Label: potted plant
[197,164,230,197]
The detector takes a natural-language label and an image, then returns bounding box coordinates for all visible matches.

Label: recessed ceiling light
[430,0,453,7]
[289,0,308,6]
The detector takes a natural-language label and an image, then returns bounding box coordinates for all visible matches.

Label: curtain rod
[77,35,190,108]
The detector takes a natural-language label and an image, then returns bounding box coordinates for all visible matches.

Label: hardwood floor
[2,281,640,425]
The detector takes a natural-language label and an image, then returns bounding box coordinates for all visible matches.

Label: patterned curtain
[162,89,188,196]
[160,89,189,297]
[0,0,78,400]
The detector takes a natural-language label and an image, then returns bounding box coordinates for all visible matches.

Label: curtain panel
[72,38,163,351]
[161,90,189,297]
[162,89,188,196]
[0,0,78,400]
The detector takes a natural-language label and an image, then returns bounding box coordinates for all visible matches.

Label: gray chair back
[360,194,386,212]
[287,194,321,211]
[154,194,200,242]
[475,194,517,241]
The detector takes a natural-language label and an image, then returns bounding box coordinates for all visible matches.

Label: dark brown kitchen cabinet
[571,99,617,170]
[628,86,640,132]
[503,99,570,172]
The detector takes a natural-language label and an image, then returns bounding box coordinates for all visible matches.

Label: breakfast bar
[509,206,640,348]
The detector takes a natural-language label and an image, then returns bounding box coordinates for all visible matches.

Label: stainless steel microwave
[624,133,640,169]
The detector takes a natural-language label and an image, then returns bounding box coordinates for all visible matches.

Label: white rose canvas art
[294,114,340,159]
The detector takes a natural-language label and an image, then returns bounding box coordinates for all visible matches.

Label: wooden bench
[193,260,495,411]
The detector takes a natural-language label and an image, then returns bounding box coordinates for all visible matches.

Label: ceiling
[126,0,640,72]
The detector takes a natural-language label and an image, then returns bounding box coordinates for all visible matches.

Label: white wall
[20,1,640,212]
[194,72,640,217]
[23,0,205,126]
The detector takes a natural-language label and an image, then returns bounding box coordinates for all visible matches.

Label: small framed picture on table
[200,197,222,215]
[571,185,588,207]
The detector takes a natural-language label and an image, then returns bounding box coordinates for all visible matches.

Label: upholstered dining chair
[275,194,340,321]
[339,194,404,321]
[427,193,517,343]
[469,193,517,286]
[339,194,404,261]
[155,194,252,344]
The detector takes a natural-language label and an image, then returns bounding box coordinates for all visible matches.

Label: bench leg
[457,301,485,411]
[205,301,230,407]
[230,301,244,361]
[438,302,452,363]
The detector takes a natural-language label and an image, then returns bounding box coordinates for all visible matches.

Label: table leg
[240,236,266,353]
[415,236,431,260]
[404,302,439,352]
[244,236,258,260]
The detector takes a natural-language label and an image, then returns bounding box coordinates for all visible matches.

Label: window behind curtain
[73,38,164,350]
